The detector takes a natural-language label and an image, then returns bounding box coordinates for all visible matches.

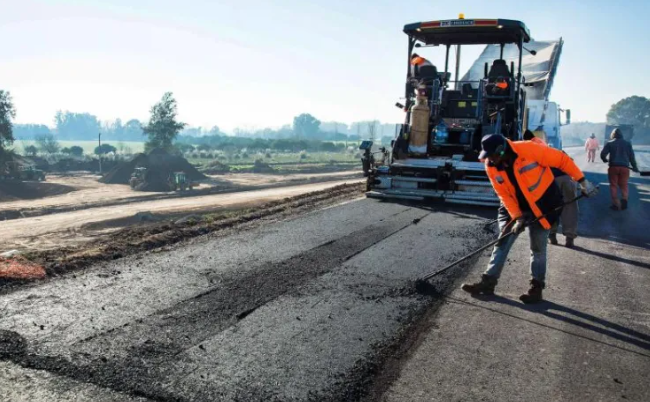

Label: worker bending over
[410,53,434,77]
[462,134,596,303]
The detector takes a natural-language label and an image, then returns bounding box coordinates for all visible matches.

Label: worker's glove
[511,218,527,235]
[579,179,598,197]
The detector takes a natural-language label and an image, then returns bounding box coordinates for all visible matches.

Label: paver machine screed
[367,15,532,206]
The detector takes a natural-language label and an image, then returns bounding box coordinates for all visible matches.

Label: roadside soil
[0,178,364,253]
[0,181,76,203]
[0,182,365,291]
[0,171,362,220]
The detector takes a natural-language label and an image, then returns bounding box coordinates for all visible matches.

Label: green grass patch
[14,140,146,155]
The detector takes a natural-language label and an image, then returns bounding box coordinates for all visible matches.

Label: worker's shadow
[569,246,650,270]
[451,295,650,356]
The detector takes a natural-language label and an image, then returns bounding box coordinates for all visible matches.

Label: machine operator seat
[414,64,439,83]
[485,59,511,97]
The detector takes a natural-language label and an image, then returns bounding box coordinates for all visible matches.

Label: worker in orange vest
[462,134,597,303]
[410,53,434,77]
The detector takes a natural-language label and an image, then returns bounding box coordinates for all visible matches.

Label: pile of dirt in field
[100,149,206,190]
[252,159,275,173]
[201,160,231,174]
[0,182,76,202]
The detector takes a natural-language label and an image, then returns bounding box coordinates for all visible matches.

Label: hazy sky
[1,0,649,132]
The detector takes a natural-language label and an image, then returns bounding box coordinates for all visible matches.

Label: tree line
[4,91,649,161]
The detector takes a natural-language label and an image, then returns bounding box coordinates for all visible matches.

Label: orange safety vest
[485,140,584,229]
[411,56,429,66]
[530,137,546,145]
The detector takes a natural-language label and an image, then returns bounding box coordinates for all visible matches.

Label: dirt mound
[0,182,76,202]
[201,160,231,174]
[252,160,275,173]
[100,149,206,190]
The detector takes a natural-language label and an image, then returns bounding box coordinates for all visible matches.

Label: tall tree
[54,111,101,140]
[0,90,16,152]
[123,119,144,141]
[293,113,321,139]
[607,96,650,138]
[142,92,186,152]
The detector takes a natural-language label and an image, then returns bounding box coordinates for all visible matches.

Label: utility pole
[98,132,102,175]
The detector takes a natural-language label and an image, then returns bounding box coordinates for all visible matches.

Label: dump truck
[604,124,634,143]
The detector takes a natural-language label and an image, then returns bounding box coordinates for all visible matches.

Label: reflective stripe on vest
[519,162,539,174]
[528,167,547,192]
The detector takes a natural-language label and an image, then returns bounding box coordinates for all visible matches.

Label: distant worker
[601,128,639,210]
[462,134,596,303]
[410,53,434,77]
[523,130,578,247]
[584,133,600,163]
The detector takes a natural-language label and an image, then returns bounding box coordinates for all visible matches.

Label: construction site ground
[0,148,648,401]
[0,170,362,252]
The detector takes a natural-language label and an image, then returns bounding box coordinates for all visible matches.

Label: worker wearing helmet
[462,134,597,303]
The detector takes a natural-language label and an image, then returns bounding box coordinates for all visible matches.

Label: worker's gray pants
[484,212,550,283]
[550,175,579,239]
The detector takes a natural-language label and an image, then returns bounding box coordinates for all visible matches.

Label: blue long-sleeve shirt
[600,138,638,170]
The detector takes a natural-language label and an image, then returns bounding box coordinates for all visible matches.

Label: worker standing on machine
[462,134,597,303]
[410,53,434,77]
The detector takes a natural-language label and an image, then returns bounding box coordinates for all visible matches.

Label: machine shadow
[388,199,496,222]
[571,245,650,270]
[449,295,650,355]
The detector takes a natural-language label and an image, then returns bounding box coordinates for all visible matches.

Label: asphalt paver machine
[367,16,531,206]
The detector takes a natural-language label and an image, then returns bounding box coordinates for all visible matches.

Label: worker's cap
[479,134,507,160]
[590,133,596,138]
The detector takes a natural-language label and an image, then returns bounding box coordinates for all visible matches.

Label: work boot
[565,237,575,248]
[621,199,628,210]
[519,279,545,304]
[548,233,558,245]
[610,205,620,211]
[461,274,498,296]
